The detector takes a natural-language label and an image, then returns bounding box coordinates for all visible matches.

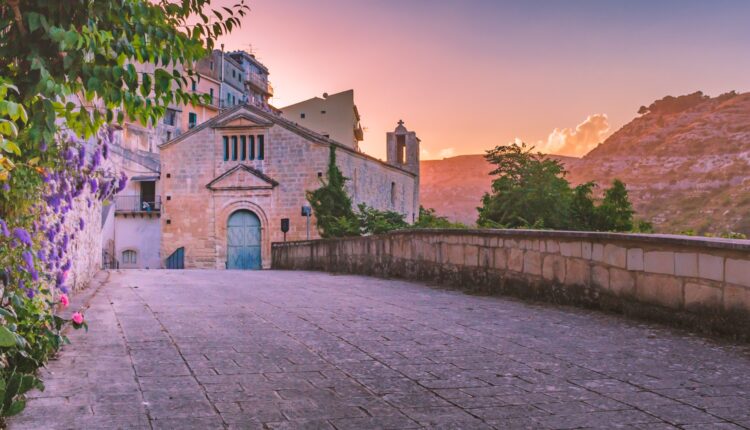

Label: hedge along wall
[272,229,750,340]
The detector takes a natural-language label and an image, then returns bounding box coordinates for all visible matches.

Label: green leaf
[5,400,26,416]
[0,326,16,347]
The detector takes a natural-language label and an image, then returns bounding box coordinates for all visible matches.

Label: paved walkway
[10,270,750,429]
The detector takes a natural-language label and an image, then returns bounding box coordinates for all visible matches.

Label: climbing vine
[0,0,247,419]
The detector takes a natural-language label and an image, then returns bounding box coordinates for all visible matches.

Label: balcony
[115,195,162,215]
[246,73,273,97]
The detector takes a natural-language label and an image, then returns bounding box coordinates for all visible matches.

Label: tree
[569,182,598,231]
[477,143,642,233]
[306,147,359,238]
[596,179,634,231]
[477,143,572,229]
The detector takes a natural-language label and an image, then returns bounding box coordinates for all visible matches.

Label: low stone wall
[272,229,750,340]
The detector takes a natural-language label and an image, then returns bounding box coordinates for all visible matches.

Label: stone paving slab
[9,269,750,429]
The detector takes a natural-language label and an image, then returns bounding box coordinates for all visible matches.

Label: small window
[257,135,265,160]
[321,110,326,114]
[232,70,236,78]
[209,88,214,104]
[188,112,197,129]
[165,131,172,142]
[122,250,137,265]
[164,109,177,126]
[210,61,214,70]
[248,135,255,160]
[300,113,306,119]
[226,93,231,106]
[390,182,396,206]
[222,136,229,161]
[240,136,247,160]
[191,80,197,92]
[231,136,238,160]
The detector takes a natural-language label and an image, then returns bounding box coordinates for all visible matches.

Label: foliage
[306,147,359,238]
[477,142,643,232]
[414,206,468,229]
[0,0,247,419]
[356,203,408,235]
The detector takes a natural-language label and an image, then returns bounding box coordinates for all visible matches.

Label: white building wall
[114,217,162,269]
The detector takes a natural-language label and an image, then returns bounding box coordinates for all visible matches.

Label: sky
[215,0,750,160]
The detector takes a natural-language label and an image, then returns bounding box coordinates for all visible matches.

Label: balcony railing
[115,195,162,213]
[246,73,273,97]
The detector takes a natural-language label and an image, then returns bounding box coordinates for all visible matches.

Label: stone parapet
[272,229,750,340]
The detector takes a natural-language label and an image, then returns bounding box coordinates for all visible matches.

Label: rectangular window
[248,135,255,160]
[227,93,231,106]
[257,134,265,160]
[188,112,197,129]
[209,88,214,104]
[222,136,229,161]
[240,136,246,160]
[191,81,197,92]
[164,108,177,126]
[231,136,238,160]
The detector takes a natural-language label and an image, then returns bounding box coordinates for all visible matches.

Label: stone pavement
[9,270,750,430]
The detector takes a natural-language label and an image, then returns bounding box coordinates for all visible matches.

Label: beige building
[281,90,364,151]
[159,104,419,270]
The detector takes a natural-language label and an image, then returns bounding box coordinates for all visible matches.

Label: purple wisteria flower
[2,183,9,192]
[13,227,32,247]
[77,146,86,168]
[79,218,85,231]
[26,289,35,299]
[21,250,34,271]
[0,219,9,237]
[91,148,102,170]
[116,172,128,193]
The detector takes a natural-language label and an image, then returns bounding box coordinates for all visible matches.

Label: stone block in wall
[724,285,750,312]
[592,243,604,262]
[508,248,524,272]
[546,240,560,254]
[505,239,518,249]
[609,268,635,297]
[675,253,698,278]
[560,241,582,258]
[447,244,464,266]
[627,248,644,271]
[644,251,675,275]
[698,254,724,282]
[523,251,542,276]
[636,273,683,309]
[684,282,722,310]
[479,247,492,268]
[565,258,589,286]
[493,248,507,270]
[726,258,750,288]
[464,245,479,267]
[592,265,609,289]
[582,242,592,260]
[603,244,627,268]
[542,254,566,283]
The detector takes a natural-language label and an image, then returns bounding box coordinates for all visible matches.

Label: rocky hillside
[421,91,750,234]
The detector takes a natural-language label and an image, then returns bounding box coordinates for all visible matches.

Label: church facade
[158,104,420,269]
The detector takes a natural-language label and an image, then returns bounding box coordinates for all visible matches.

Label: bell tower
[387,120,420,175]
[387,120,420,222]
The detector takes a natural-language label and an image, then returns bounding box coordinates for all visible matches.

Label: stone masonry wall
[66,193,103,292]
[272,229,750,340]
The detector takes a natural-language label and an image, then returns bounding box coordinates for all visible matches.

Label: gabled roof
[206,164,279,191]
[158,104,416,177]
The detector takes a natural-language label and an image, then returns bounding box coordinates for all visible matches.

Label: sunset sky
[216,0,750,160]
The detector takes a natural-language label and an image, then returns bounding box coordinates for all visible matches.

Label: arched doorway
[227,210,262,270]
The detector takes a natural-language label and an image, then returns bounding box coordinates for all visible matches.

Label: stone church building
[158,104,420,269]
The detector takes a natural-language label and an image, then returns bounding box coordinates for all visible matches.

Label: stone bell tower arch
[387,120,420,221]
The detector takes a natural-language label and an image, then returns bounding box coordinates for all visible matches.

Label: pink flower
[60,294,69,308]
[71,312,84,325]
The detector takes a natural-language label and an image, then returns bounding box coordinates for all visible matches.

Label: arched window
[122,250,137,265]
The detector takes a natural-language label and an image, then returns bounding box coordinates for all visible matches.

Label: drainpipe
[219,44,225,110]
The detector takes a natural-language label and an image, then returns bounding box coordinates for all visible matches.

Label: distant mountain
[420,91,750,234]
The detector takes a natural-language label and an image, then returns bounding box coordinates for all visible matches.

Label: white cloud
[536,114,610,156]
[438,147,455,158]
